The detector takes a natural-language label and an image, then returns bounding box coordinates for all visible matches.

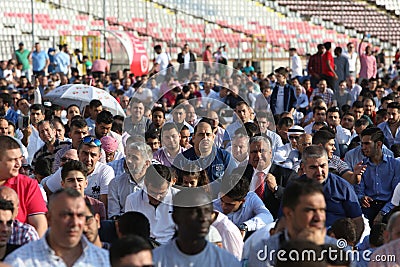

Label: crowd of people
[0,38,398,266]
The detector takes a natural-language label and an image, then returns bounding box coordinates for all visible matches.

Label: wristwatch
[274,185,278,192]
[238,223,248,232]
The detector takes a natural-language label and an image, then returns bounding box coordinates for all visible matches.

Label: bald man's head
[61,149,79,167]
[0,186,19,218]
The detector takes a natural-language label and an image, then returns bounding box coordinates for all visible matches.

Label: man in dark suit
[269,67,297,116]
[234,135,297,219]
[177,44,196,80]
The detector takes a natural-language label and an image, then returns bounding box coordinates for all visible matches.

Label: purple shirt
[153,147,185,167]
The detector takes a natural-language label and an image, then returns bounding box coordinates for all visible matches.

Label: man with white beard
[108,141,152,219]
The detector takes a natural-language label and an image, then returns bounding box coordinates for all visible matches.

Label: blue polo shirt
[299,173,362,227]
[173,146,236,182]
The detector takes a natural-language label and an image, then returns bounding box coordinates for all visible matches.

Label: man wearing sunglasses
[45,136,115,211]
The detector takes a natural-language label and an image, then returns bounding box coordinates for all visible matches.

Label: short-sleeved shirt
[31,139,71,170]
[156,52,171,76]
[32,50,49,72]
[46,162,115,200]
[153,239,241,267]
[15,49,30,70]
[322,51,335,77]
[4,174,47,223]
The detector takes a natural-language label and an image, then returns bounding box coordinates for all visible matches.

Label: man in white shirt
[153,188,241,267]
[346,75,362,104]
[214,174,273,237]
[125,165,179,244]
[45,136,115,209]
[201,78,217,109]
[289,48,303,79]
[4,188,109,266]
[149,45,171,83]
[21,104,45,164]
[343,42,358,78]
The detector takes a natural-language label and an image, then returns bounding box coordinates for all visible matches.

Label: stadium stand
[0,0,399,61]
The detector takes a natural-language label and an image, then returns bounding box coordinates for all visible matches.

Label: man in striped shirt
[31,120,71,171]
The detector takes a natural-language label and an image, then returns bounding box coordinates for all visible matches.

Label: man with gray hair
[299,145,365,243]
[239,135,297,219]
[108,141,152,219]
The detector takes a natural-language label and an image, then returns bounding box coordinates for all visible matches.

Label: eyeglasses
[82,136,101,147]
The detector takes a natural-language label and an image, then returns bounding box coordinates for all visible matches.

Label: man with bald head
[0,187,39,245]
[5,188,109,266]
[41,148,78,195]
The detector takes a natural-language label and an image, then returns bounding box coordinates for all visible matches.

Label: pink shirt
[359,53,377,79]
[91,59,110,73]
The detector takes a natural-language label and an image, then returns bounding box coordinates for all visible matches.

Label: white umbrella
[44,84,126,117]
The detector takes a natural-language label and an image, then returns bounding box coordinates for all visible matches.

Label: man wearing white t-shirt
[153,188,241,267]
[289,48,303,79]
[125,165,178,245]
[44,136,115,209]
[149,45,171,83]
[343,42,358,78]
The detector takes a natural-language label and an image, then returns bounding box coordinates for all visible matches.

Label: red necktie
[255,172,265,200]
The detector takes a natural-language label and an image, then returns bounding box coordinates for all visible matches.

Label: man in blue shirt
[299,145,365,242]
[355,127,400,226]
[173,119,236,195]
[247,179,338,267]
[377,101,400,149]
[0,93,18,125]
[214,173,273,237]
[31,43,49,77]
